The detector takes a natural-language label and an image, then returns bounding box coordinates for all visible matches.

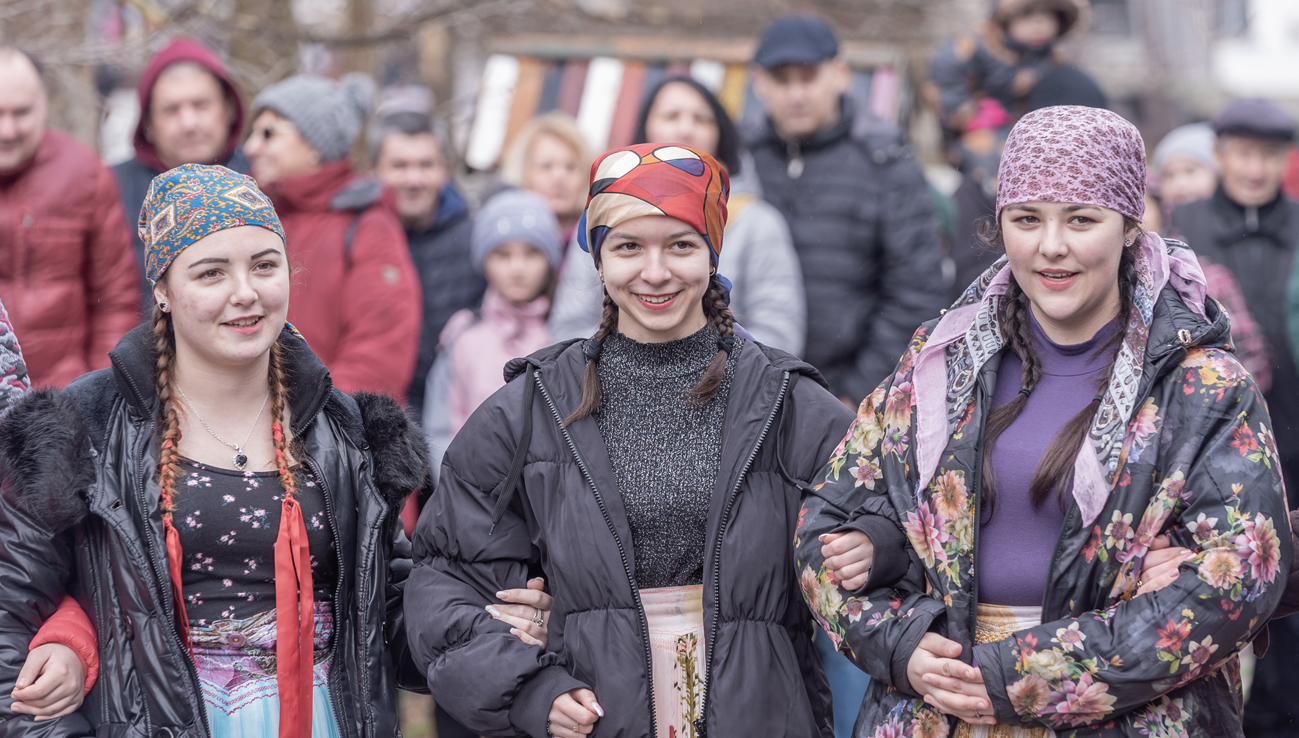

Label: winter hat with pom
[252,73,375,162]
[471,189,562,274]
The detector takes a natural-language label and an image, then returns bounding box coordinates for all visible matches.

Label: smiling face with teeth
[598,214,713,343]
[154,225,291,372]
[1002,201,1139,345]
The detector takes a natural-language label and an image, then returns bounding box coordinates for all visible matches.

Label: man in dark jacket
[370,108,485,414]
[745,15,947,402]
[112,38,248,310]
[1172,99,1299,738]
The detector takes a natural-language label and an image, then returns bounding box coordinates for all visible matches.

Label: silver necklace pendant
[234,452,249,471]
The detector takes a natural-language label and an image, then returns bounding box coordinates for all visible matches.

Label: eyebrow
[185,249,281,269]
[1006,204,1102,213]
[608,229,700,241]
[251,248,281,259]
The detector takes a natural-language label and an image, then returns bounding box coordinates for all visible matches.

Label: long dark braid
[981,221,1140,514]
[684,275,737,405]
[153,305,182,521]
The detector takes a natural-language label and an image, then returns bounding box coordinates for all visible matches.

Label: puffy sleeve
[975,348,1290,730]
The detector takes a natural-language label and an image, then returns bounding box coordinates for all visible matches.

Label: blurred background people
[0,46,138,388]
[745,14,947,404]
[245,72,422,399]
[1171,100,1297,487]
[370,100,485,414]
[113,38,248,311]
[1152,122,1218,218]
[498,111,590,245]
[549,75,808,356]
[948,98,1012,293]
[423,189,559,474]
[926,0,1088,149]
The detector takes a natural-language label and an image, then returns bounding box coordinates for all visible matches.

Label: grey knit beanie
[252,73,376,162]
[471,190,563,274]
[1153,123,1217,173]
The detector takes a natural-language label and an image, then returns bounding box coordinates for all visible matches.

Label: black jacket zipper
[305,455,354,737]
[533,370,660,738]
[114,360,211,738]
[694,371,792,738]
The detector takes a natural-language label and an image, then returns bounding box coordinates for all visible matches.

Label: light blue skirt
[190,603,342,738]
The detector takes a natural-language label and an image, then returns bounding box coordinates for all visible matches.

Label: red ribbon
[162,517,192,653]
[274,494,315,738]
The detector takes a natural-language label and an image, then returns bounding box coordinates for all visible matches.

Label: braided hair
[563,274,736,426]
[153,305,298,524]
[978,216,1141,514]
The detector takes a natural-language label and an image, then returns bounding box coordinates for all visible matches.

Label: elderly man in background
[0,47,138,388]
[369,98,484,415]
[113,37,248,310]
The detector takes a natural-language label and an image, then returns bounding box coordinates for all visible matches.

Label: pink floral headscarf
[996,105,1146,222]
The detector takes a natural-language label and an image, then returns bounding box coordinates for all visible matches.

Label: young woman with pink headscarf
[795,106,1289,736]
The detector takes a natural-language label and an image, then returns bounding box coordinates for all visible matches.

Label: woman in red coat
[244,73,422,400]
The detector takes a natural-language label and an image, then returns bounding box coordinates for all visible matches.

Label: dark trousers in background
[435,703,477,738]
[1245,614,1299,737]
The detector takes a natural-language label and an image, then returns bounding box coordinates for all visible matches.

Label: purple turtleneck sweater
[977,313,1120,607]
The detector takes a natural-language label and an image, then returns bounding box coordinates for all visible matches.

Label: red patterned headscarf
[578,144,730,266]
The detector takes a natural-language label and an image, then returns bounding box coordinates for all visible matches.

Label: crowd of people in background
[3,1,1299,736]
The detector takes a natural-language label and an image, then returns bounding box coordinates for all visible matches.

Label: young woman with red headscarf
[405,144,869,738]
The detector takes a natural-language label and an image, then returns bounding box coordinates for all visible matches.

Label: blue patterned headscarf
[139,164,285,284]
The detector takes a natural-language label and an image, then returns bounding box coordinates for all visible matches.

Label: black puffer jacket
[405,338,855,738]
[0,325,430,738]
[745,97,947,403]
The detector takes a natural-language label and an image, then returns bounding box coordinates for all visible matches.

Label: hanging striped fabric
[577,56,625,154]
[464,54,520,171]
[606,62,647,150]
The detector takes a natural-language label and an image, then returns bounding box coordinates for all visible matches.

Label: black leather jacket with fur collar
[0,324,429,738]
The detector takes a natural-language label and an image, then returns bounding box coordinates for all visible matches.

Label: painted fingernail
[495,591,508,599]
[593,702,605,717]
[486,605,500,617]
[510,628,521,636]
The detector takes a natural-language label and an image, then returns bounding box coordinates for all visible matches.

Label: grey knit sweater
[595,326,741,589]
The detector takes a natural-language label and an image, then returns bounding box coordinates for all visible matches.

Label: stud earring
[1124,238,1134,248]
[158,301,169,312]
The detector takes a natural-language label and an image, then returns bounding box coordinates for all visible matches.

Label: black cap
[753,14,839,69]
[1213,99,1296,143]
[1026,65,1108,112]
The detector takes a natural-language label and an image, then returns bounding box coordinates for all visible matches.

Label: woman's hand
[1137,535,1196,596]
[906,633,996,725]
[547,688,603,737]
[10,643,85,720]
[820,531,874,590]
[488,578,553,648]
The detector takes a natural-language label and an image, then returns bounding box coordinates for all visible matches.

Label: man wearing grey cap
[744,14,947,407]
[1171,100,1299,737]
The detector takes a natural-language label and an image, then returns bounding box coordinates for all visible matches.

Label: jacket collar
[264,160,356,214]
[755,95,855,152]
[109,323,334,436]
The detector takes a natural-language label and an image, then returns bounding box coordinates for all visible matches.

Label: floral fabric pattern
[794,270,1289,737]
[172,458,337,625]
[0,298,29,415]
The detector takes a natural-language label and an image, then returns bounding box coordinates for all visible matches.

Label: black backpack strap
[489,362,537,533]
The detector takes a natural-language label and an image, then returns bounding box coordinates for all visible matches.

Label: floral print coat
[795,273,1290,737]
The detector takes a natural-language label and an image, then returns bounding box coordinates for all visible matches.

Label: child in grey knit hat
[251,73,376,162]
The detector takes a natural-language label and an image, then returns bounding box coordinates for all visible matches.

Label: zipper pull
[693,716,707,737]
[786,142,804,180]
